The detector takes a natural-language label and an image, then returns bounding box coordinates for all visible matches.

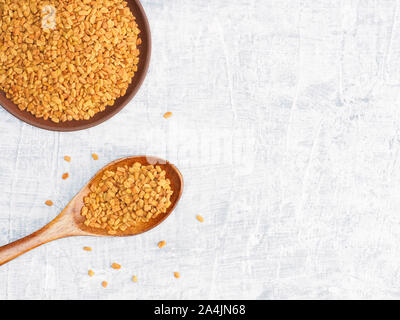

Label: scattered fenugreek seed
[163,112,173,119]
[132,275,138,282]
[158,240,166,248]
[111,262,121,270]
[88,270,94,277]
[174,272,180,279]
[64,156,71,162]
[45,200,53,206]
[196,215,204,223]
[83,246,92,252]
[92,153,99,160]
[102,281,108,288]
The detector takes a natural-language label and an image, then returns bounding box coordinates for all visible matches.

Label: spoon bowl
[0,156,183,266]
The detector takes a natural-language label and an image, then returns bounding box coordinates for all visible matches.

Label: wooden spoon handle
[0,213,79,266]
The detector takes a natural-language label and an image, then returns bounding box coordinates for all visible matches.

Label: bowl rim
[0,0,151,132]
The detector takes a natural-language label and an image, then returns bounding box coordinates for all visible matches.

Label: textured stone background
[2,0,400,299]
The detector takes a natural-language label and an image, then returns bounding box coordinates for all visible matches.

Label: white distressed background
[1,0,400,299]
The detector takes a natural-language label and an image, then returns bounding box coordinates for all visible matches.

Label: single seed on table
[163,112,173,119]
[45,200,53,206]
[174,272,180,279]
[196,215,204,223]
[132,275,138,282]
[64,156,71,162]
[111,262,121,270]
[102,281,108,288]
[158,240,166,248]
[83,246,92,252]
[92,153,99,160]
[62,173,69,180]
[88,270,94,277]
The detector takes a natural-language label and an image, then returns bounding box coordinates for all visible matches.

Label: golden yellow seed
[132,275,138,282]
[62,173,69,180]
[158,240,166,248]
[88,269,94,277]
[163,112,173,119]
[101,281,108,288]
[196,215,204,223]
[83,246,92,252]
[64,156,71,162]
[45,200,53,206]
[92,153,99,160]
[174,272,180,279]
[111,262,121,270]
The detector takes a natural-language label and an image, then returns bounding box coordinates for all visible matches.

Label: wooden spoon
[0,156,183,266]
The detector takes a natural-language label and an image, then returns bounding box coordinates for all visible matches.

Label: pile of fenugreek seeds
[81,162,173,235]
[0,0,141,122]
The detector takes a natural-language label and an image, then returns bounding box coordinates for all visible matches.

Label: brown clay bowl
[0,0,151,132]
